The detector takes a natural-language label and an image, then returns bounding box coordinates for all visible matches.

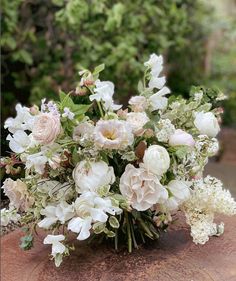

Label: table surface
[1,213,236,281]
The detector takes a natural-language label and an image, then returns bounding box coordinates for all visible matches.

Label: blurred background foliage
[1,0,236,131]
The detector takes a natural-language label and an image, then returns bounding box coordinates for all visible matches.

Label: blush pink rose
[32,113,61,145]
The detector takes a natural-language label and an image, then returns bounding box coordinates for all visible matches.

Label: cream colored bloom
[120,164,168,211]
[73,160,115,192]
[169,129,195,147]
[126,112,149,134]
[143,145,170,177]
[194,112,220,137]
[32,113,61,144]
[94,119,134,150]
[128,96,147,112]
[2,178,33,211]
[73,122,94,143]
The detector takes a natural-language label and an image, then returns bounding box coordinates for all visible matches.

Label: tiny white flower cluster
[1,53,235,267]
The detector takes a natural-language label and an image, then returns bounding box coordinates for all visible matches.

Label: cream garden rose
[194,112,220,137]
[73,160,115,192]
[143,145,170,177]
[93,119,134,150]
[169,129,195,147]
[120,164,168,211]
[32,113,61,144]
[126,112,149,135]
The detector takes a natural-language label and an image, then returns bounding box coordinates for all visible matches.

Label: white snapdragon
[89,80,121,111]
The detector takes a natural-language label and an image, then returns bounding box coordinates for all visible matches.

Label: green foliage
[20,234,34,250]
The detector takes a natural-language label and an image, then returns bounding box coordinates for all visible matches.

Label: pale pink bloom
[169,129,195,147]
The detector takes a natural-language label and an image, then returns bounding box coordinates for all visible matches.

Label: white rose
[120,164,168,211]
[194,112,220,137]
[32,113,61,144]
[126,112,149,134]
[2,178,34,211]
[169,129,195,147]
[143,145,170,176]
[128,96,147,112]
[73,160,115,192]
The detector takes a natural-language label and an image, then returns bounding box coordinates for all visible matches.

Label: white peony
[32,112,61,145]
[119,164,168,211]
[94,119,134,150]
[194,112,220,137]
[143,145,170,177]
[126,112,149,134]
[128,96,147,112]
[72,160,115,193]
[89,80,121,111]
[169,129,195,147]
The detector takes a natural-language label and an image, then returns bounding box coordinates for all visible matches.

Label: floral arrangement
[1,54,236,267]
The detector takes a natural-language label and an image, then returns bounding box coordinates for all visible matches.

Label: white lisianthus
[126,112,149,134]
[32,112,61,145]
[2,178,34,211]
[43,234,66,266]
[128,96,147,112]
[143,145,170,177]
[72,160,115,193]
[194,112,220,137]
[120,164,168,211]
[169,129,195,147]
[89,80,121,111]
[94,119,134,150]
[149,86,170,111]
[4,104,35,133]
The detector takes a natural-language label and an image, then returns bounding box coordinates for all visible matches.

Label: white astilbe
[182,176,236,244]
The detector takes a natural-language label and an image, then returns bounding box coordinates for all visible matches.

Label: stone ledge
[1,214,236,281]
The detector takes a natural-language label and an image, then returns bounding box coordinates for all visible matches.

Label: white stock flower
[149,86,170,111]
[128,96,147,112]
[2,178,33,211]
[62,107,75,120]
[120,164,168,211]
[169,129,195,147]
[32,113,61,145]
[126,112,149,134]
[4,104,35,133]
[194,112,220,137]
[72,160,115,193]
[6,130,31,153]
[89,80,121,111]
[143,145,170,177]
[94,119,134,150]
[38,201,74,229]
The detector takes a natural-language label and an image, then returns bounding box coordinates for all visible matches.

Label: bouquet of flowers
[1,54,236,267]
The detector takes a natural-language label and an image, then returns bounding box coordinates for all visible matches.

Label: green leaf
[71,103,91,116]
[93,222,106,234]
[109,216,120,229]
[93,64,105,75]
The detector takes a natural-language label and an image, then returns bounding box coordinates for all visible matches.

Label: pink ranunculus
[169,129,195,147]
[32,113,61,145]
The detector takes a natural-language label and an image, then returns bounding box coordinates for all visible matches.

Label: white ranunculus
[89,80,121,111]
[6,130,31,153]
[2,178,33,211]
[4,104,35,133]
[169,129,195,147]
[119,164,168,211]
[94,119,134,150]
[32,113,61,145]
[128,96,147,112]
[126,112,149,134]
[149,86,170,111]
[72,160,115,193]
[194,112,220,137]
[143,145,170,177]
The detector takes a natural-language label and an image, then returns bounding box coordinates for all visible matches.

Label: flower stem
[115,229,118,251]
[97,101,104,118]
[130,217,138,249]
[125,211,132,253]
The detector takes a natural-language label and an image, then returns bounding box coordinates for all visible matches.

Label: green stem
[114,229,118,251]
[125,211,132,253]
[130,217,138,249]
[97,101,104,118]
[137,218,154,239]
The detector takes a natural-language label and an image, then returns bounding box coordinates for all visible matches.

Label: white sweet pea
[89,80,121,111]
[169,129,195,147]
[194,112,220,137]
[149,86,170,111]
[144,54,163,77]
[143,145,170,177]
[43,234,66,266]
[149,76,166,90]
[73,160,115,193]
[25,152,48,174]
[68,217,92,240]
[62,107,75,120]
[4,104,35,133]
[7,130,31,154]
